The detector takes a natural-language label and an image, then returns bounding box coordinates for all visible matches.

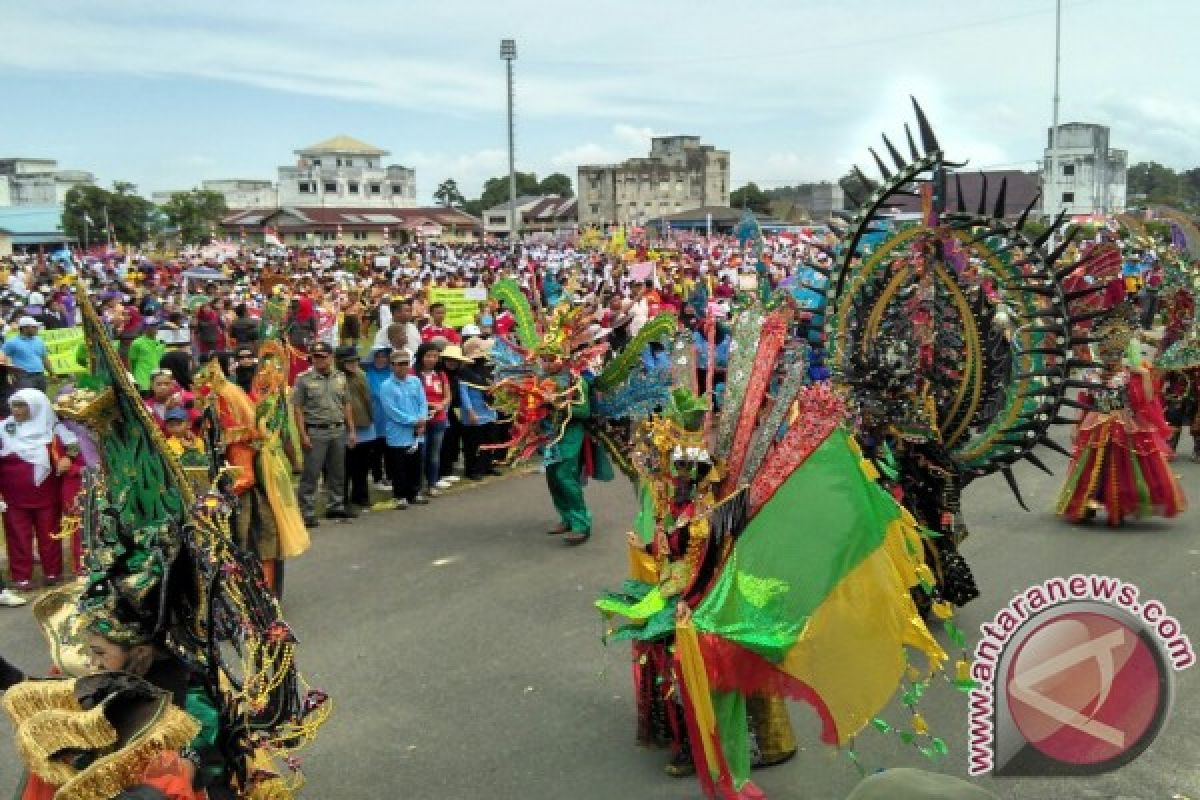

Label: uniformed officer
[292,340,357,526]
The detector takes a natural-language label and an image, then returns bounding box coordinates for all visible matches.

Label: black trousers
[345,438,379,506]
[440,410,462,478]
[462,423,497,478]
[385,444,423,502]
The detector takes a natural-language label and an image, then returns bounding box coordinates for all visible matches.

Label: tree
[1127,161,1182,205]
[433,178,466,208]
[161,189,229,245]
[63,182,158,247]
[838,170,877,211]
[478,172,542,210]
[729,182,771,214]
[538,172,574,198]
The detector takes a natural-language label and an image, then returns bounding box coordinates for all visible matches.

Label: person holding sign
[420,302,462,344]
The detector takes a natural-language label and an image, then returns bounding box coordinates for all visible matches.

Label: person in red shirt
[413,342,453,495]
[420,302,462,344]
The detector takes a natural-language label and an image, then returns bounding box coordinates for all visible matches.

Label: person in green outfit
[127,315,166,392]
[542,357,611,545]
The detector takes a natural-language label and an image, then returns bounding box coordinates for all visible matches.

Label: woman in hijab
[0,388,67,588]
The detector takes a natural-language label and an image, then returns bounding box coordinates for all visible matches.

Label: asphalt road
[1,446,1198,800]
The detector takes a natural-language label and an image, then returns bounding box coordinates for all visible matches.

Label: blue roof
[0,205,66,236]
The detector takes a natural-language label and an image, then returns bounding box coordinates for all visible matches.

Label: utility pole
[1046,0,1062,219]
[501,39,518,253]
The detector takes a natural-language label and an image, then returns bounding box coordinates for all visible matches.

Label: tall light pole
[501,38,518,253]
[1046,0,1062,218]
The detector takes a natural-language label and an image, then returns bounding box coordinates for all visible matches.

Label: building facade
[577,136,729,227]
[221,206,481,245]
[277,136,416,208]
[0,158,94,206]
[1042,123,1127,217]
[481,195,577,238]
[153,179,278,209]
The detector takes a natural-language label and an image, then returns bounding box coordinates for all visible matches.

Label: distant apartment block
[0,158,94,206]
[1042,123,1127,217]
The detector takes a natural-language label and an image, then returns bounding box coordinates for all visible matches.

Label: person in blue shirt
[364,346,393,489]
[3,317,53,392]
[379,349,428,509]
[450,339,499,480]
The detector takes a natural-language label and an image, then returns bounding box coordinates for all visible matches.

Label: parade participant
[232,346,258,393]
[163,405,207,460]
[379,348,428,509]
[144,368,196,431]
[250,340,310,596]
[127,316,166,392]
[0,388,65,589]
[339,344,376,509]
[413,341,452,495]
[292,340,356,526]
[3,316,52,391]
[229,302,260,353]
[1056,306,1188,525]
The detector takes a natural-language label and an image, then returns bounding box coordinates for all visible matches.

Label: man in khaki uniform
[292,341,357,526]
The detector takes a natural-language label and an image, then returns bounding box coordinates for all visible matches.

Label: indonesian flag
[263,226,284,247]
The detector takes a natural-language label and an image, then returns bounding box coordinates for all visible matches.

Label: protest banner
[428,287,486,328]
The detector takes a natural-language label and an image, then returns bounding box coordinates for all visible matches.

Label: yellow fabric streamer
[675,621,722,777]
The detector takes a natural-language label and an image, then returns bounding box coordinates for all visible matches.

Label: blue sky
[3,0,1197,204]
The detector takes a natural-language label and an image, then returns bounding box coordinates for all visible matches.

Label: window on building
[392,185,406,194]
[324,182,337,193]
[1062,164,1075,176]
[488,215,508,226]
[353,231,368,241]
[369,183,382,194]
[344,158,354,167]
[590,204,599,214]
[293,233,306,242]
[348,182,360,194]
[1062,192,1075,203]
[312,159,321,167]
[298,182,313,193]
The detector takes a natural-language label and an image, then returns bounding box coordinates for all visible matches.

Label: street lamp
[500,38,518,252]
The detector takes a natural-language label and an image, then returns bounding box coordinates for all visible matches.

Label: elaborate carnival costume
[822,99,1117,610]
[1155,254,1200,460]
[599,101,1120,799]
[1055,304,1187,525]
[2,287,329,799]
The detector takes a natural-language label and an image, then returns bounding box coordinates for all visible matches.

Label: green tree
[838,170,877,210]
[63,183,158,247]
[478,172,541,210]
[160,189,228,245]
[433,178,466,208]
[538,172,574,197]
[1127,161,1182,205]
[729,182,771,214]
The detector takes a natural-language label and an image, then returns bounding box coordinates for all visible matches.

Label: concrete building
[577,136,729,227]
[0,158,94,206]
[0,206,70,256]
[1041,123,1127,217]
[221,206,481,245]
[153,179,278,209]
[277,136,416,208]
[482,195,577,238]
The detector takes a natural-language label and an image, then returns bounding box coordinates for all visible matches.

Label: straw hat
[461,337,493,361]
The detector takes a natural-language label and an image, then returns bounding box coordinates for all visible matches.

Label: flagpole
[103,206,112,247]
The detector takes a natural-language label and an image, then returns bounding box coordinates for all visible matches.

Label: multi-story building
[0,158,94,206]
[220,206,482,245]
[577,136,729,227]
[153,179,278,209]
[277,136,416,208]
[1041,123,1127,217]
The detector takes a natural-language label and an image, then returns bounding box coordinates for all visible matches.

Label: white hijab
[0,388,57,486]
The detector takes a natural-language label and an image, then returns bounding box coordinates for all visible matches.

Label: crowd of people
[0,197,1195,800]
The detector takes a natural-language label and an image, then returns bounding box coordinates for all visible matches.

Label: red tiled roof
[221,206,481,230]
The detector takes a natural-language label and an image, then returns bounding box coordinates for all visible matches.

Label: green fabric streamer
[634,483,656,544]
[692,428,900,663]
[594,312,677,392]
[488,279,539,348]
[712,691,752,788]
